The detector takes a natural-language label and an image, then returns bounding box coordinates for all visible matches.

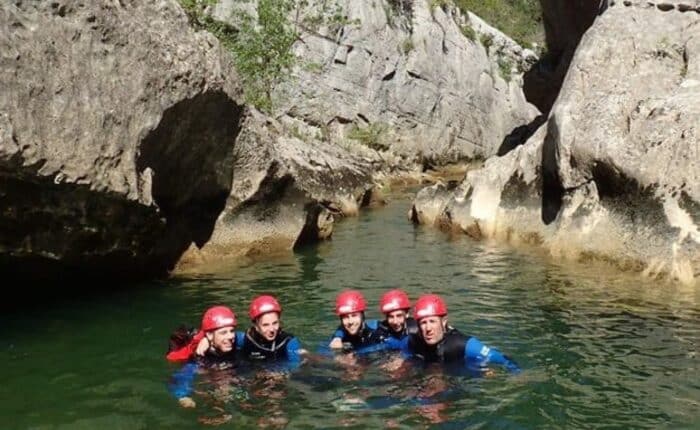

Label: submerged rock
[0,1,244,282]
[413,3,700,284]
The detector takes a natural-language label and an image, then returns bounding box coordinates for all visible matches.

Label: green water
[2,191,699,429]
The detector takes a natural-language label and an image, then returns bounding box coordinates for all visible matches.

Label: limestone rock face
[0,1,244,281]
[178,110,375,266]
[413,3,700,285]
[214,0,539,165]
[523,0,607,113]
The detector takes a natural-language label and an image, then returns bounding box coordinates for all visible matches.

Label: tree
[232,0,299,112]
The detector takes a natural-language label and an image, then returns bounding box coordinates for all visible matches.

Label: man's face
[254,312,280,341]
[209,326,236,352]
[385,309,408,333]
[418,316,446,345]
[341,312,363,335]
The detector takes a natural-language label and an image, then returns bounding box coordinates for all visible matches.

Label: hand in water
[179,396,196,408]
[483,368,496,378]
[329,337,343,349]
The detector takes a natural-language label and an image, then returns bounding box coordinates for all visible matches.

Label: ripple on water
[1,195,699,429]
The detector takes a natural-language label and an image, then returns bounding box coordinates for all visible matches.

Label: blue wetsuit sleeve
[236,331,246,348]
[286,337,303,364]
[332,327,344,339]
[383,336,407,351]
[465,337,520,373]
[168,362,198,399]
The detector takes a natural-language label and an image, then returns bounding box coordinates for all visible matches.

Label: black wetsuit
[332,320,385,352]
[408,327,470,363]
[240,328,303,362]
[376,317,418,341]
[404,326,521,372]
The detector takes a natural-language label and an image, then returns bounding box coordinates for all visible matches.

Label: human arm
[329,326,345,349]
[195,336,209,356]
[286,337,307,366]
[166,330,205,362]
[464,337,520,374]
[168,362,199,407]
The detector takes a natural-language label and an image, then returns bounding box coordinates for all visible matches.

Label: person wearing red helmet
[329,290,384,352]
[167,305,242,363]
[376,289,417,342]
[402,294,520,373]
[194,295,305,363]
[167,305,244,408]
[241,295,305,362]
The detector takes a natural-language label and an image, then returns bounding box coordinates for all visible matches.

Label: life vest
[408,327,470,364]
[166,326,203,362]
[240,327,294,361]
[376,317,418,340]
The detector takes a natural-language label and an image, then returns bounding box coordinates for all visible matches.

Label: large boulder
[413,2,700,285]
[213,0,539,166]
[177,110,375,267]
[0,1,244,282]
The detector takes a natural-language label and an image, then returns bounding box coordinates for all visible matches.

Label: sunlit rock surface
[523,0,607,113]
[213,0,539,166]
[413,2,700,284]
[177,110,375,267]
[0,1,244,281]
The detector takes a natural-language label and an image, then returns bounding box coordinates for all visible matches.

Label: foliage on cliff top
[178,0,298,113]
[455,0,543,49]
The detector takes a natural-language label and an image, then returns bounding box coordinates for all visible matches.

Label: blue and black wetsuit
[405,327,520,373]
[168,331,246,400]
[331,319,386,354]
[240,328,304,365]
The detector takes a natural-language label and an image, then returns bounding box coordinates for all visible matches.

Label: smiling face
[385,309,408,333]
[418,316,447,345]
[208,325,236,353]
[341,312,363,336]
[254,312,280,341]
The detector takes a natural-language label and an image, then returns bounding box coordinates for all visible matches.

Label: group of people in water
[166,289,520,408]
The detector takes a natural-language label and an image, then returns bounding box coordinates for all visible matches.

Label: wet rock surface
[414,4,700,284]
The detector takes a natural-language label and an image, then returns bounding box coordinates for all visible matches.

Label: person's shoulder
[366,319,379,330]
[280,330,297,342]
[236,331,246,346]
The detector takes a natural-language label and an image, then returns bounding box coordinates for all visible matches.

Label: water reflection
[1,193,699,429]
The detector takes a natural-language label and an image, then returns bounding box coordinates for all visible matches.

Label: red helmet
[201,305,237,332]
[249,295,282,320]
[413,294,447,320]
[335,290,367,315]
[380,289,411,313]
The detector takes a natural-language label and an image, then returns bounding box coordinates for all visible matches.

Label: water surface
[2,190,698,429]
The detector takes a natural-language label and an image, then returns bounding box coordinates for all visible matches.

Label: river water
[2,190,699,429]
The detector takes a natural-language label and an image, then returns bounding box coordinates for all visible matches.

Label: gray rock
[413,5,700,285]
[177,109,375,266]
[523,0,608,113]
[214,0,539,165]
[0,1,244,282]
